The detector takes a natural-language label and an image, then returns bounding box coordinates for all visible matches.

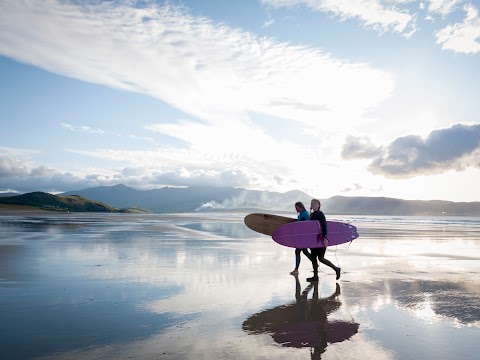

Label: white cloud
[262,16,276,28]
[427,0,464,16]
[261,0,480,53]
[1,1,478,198]
[0,0,398,194]
[0,0,393,129]
[0,155,88,192]
[0,155,29,177]
[435,4,480,53]
[261,0,416,34]
[61,122,104,134]
[0,0,397,195]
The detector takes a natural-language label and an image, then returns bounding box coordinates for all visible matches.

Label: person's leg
[302,248,312,261]
[290,248,301,274]
[307,248,319,282]
[318,248,341,280]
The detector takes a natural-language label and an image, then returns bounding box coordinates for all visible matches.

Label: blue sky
[1,0,480,201]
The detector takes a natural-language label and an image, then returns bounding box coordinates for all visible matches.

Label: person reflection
[243,277,358,359]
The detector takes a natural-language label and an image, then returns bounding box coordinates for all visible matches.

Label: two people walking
[291,199,341,282]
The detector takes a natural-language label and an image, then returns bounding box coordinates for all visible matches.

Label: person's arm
[315,211,328,247]
[319,212,327,237]
[301,210,309,221]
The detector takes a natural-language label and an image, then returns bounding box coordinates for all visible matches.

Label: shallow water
[0,213,479,360]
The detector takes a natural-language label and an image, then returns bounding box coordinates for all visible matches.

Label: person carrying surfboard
[290,202,313,275]
[307,199,341,282]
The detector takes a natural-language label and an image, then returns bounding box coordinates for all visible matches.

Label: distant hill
[323,196,480,216]
[0,192,143,213]
[59,184,480,216]
[61,184,312,213]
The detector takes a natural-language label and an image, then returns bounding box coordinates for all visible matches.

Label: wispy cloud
[261,0,416,34]
[61,122,105,134]
[0,0,397,193]
[0,0,393,129]
[261,0,480,52]
[435,3,480,53]
[428,0,464,16]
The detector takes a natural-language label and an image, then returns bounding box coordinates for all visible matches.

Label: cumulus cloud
[0,155,88,193]
[0,152,261,193]
[0,156,29,177]
[367,123,480,178]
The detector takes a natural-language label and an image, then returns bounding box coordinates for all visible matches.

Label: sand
[0,212,479,360]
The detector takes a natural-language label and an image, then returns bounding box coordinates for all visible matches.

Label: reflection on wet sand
[346,278,480,326]
[243,279,359,359]
[0,213,479,360]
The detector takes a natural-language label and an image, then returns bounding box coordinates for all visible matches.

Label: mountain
[0,192,141,213]
[60,185,480,216]
[323,196,480,216]
[61,184,312,213]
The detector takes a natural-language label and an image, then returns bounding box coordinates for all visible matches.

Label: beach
[0,211,479,360]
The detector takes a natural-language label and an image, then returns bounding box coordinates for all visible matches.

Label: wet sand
[0,212,479,359]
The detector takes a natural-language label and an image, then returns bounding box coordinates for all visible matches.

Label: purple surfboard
[272,220,358,248]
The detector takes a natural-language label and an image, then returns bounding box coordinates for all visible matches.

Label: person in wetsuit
[307,199,341,282]
[290,201,312,275]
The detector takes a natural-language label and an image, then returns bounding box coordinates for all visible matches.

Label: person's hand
[323,237,329,247]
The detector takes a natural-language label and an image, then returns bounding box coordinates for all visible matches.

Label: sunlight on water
[0,213,479,359]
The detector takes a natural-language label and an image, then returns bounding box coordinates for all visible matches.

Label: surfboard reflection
[243,278,359,359]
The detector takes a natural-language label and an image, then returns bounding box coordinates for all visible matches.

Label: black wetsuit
[309,210,338,279]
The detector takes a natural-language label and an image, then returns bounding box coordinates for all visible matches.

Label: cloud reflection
[1,213,479,359]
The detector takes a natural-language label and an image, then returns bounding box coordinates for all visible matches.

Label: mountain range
[55,184,480,216]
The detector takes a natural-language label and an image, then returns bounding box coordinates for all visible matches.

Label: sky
[1,0,480,202]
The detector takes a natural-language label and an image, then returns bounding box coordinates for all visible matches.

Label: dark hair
[295,201,306,211]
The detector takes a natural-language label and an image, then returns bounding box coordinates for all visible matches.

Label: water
[0,212,479,359]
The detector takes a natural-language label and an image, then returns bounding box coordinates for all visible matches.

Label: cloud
[340,183,363,192]
[0,155,29,177]
[0,0,393,129]
[435,4,480,53]
[428,0,464,16]
[367,123,480,178]
[261,0,480,53]
[261,0,416,34]
[341,135,384,160]
[262,16,276,28]
[0,151,261,193]
[0,0,397,194]
[0,155,88,193]
[61,122,105,134]
[152,168,253,188]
